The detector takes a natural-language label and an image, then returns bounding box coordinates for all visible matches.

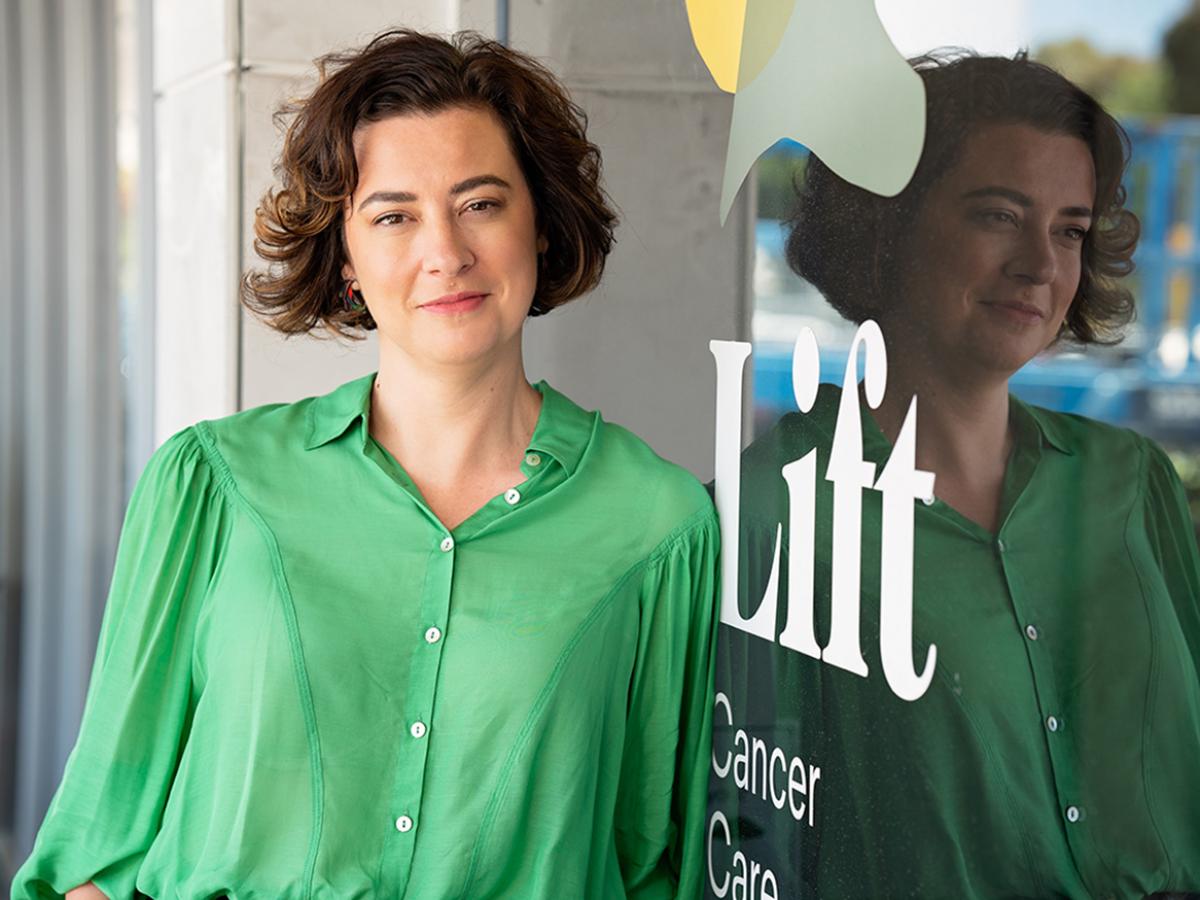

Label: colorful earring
[342,280,365,312]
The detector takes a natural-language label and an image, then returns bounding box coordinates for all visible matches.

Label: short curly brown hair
[242,29,618,337]
[785,50,1140,344]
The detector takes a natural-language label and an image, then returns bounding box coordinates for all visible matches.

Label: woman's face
[889,122,1096,382]
[342,105,545,370]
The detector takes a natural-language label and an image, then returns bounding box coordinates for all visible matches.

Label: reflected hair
[785,50,1140,344]
[242,29,617,337]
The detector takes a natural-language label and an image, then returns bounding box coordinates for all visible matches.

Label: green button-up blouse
[14,375,719,900]
[712,384,1200,899]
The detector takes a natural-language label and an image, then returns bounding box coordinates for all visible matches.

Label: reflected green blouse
[14,375,719,900]
[715,385,1200,899]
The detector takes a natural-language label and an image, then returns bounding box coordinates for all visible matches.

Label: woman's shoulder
[135,423,221,496]
[735,383,842,514]
[1011,396,1154,464]
[544,386,714,543]
[595,418,712,508]
[191,373,375,469]
[746,382,842,459]
[1009,399,1195,524]
[197,389,333,449]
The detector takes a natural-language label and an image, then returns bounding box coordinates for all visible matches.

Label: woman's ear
[536,235,549,255]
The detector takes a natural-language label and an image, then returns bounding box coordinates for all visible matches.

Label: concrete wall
[153,0,752,478]
[511,0,751,479]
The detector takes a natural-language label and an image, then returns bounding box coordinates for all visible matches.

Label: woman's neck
[369,344,542,491]
[869,343,1014,532]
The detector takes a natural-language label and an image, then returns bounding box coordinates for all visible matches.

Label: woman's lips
[419,291,488,315]
[985,299,1045,324]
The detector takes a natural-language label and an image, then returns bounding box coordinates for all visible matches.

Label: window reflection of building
[726,50,1200,899]
[754,126,1200,537]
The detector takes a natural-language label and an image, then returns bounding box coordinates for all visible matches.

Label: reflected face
[342,106,545,369]
[891,123,1096,381]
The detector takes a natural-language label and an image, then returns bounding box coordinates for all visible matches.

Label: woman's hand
[65,883,109,900]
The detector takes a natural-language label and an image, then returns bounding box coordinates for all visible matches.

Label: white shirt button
[395,815,414,833]
[504,488,521,505]
[410,721,427,739]
[439,536,454,552]
[921,495,935,506]
[1025,624,1039,641]
[525,452,542,467]
[1046,715,1060,732]
[1065,805,1081,823]
[425,626,442,644]
[997,539,1007,553]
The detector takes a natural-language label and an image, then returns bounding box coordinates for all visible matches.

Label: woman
[720,52,1200,898]
[15,30,717,899]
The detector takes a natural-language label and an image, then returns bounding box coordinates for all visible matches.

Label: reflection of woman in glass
[727,52,1200,898]
[16,31,717,900]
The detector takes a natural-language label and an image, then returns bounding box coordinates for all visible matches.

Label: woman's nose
[1006,229,1058,286]
[421,218,475,276]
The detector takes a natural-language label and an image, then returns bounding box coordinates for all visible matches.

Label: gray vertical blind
[1,0,123,883]
[0,0,25,885]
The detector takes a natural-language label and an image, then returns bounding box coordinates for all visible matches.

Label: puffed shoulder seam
[1138,434,1181,481]
[175,423,237,495]
[644,505,719,567]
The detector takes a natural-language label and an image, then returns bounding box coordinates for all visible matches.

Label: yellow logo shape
[685,0,927,222]
[686,0,793,92]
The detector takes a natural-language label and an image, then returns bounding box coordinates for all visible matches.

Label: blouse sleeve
[13,427,230,900]
[615,507,720,900]
[1142,438,1200,669]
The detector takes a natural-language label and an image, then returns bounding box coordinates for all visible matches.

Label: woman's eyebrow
[961,185,1033,206]
[356,175,512,214]
[358,190,416,213]
[449,174,512,195]
[961,185,1092,218]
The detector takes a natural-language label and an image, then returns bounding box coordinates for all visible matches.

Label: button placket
[999,534,1080,838]
[382,527,457,894]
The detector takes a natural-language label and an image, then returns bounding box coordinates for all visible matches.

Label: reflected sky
[876,0,1191,58]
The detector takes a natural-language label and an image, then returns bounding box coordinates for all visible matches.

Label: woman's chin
[380,322,520,372]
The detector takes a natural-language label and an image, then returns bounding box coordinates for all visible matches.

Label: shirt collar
[1009,395,1076,456]
[302,374,597,474]
[303,372,375,451]
[525,380,596,476]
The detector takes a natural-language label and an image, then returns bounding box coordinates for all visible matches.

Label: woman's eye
[464,199,500,214]
[1063,225,1089,242]
[374,212,410,226]
[978,209,1018,227]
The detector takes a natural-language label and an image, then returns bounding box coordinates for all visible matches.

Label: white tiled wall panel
[154,72,239,442]
[153,0,234,91]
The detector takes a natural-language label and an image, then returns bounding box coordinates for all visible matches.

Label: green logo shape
[718,0,926,223]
